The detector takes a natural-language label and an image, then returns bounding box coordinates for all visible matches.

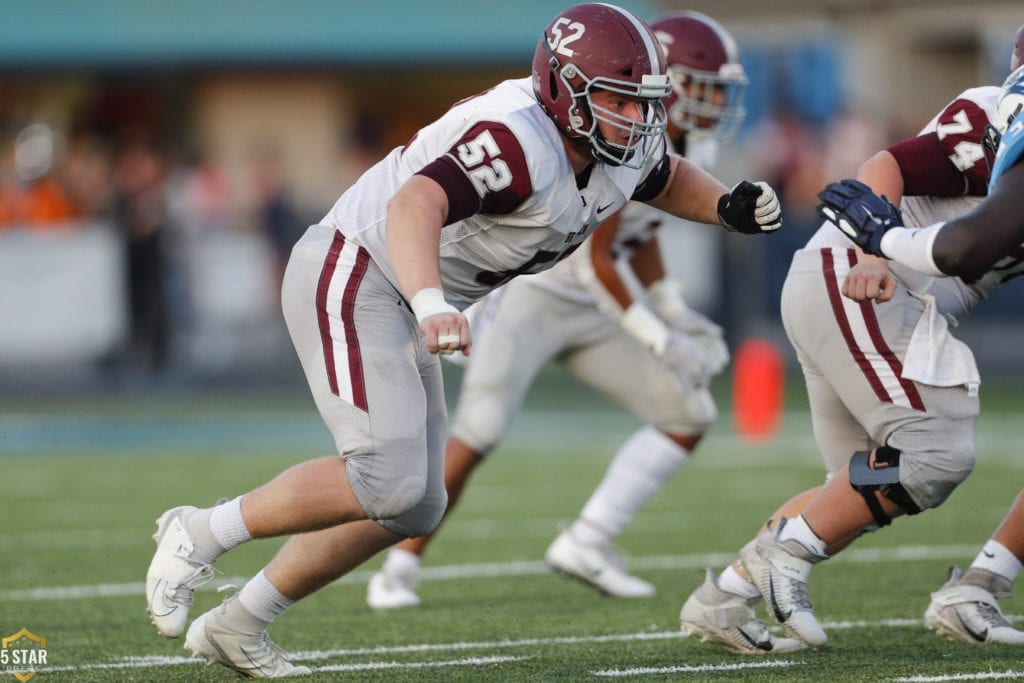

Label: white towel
[901,293,980,396]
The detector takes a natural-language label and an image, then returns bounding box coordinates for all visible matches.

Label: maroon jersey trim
[416,121,533,225]
[630,148,671,201]
[890,97,991,197]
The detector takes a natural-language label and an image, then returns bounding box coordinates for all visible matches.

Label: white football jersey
[804,86,1000,318]
[320,77,666,310]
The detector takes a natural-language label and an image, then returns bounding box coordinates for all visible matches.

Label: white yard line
[0,543,983,602]
[7,619,1023,678]
[891,672,1024,682]
[593,660,799,677]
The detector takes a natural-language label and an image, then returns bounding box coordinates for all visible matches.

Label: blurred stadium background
[5,3,1024,678]
[2,0,1022,398]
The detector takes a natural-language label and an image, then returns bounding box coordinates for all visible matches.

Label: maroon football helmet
[651,11,747,141]
[532,3,671,168]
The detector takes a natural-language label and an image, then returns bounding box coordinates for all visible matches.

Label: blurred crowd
[0,79,884,379]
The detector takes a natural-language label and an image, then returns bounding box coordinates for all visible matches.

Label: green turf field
[2,370,1023,681]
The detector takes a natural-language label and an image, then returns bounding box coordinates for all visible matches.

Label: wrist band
[410,288,457,323]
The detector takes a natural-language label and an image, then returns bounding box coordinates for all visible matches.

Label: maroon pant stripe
[315,231,345,397]
[820,249,925,412]
[342,247,369,412]
[821,248,892,403]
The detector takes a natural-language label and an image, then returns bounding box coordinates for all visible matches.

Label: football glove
[647,279,728,376]
[661,330,714,389]
[816,179,904,257]
[620,303,713,388]
[717,180,782,234]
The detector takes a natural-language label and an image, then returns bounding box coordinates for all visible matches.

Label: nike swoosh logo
[737,626,773,651]
[982,550,996,558]
[149,580,178,617]
[954,611,988,642]
[768,575,792,622]
[597,203,615,214]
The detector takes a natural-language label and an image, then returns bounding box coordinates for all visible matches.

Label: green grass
[2,371,1024,681]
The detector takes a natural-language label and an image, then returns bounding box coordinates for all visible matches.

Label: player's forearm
[647,156,727,225]
[627,238,667,289]
[385,176,450,299]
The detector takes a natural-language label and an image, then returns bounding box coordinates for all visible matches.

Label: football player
[143,4,781,677]
[816,32,1024,646]
[363,14,802,655]
[680,29,1024,653]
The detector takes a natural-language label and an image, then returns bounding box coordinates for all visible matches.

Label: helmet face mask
[533,3,671,168]
[983,64,1024,173]
[653,11,748,142]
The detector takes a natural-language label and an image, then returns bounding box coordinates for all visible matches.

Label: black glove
[717,180,782,234]
[816,179,904,256]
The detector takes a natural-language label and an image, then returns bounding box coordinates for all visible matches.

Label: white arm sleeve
[878,222,946,277]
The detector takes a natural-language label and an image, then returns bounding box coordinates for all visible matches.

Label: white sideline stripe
[0,543,988,601]
[594,659,799,677]
[892,672,1024,682]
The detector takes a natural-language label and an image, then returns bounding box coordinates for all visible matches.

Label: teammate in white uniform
[365,18,799,654]
[142,4,782,677]
[679,41,1024,652]
[818,30,1024,646]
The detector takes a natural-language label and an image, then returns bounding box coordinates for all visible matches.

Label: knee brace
[848,446,921,528]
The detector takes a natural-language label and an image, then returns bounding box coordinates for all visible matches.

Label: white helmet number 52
[548,18,585,58]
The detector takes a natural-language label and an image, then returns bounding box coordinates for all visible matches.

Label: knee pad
[848,446,921,527]
[378,486,447,538]
[369,474,427,520]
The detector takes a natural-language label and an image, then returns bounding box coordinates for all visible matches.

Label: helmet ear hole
[547,72,559,101]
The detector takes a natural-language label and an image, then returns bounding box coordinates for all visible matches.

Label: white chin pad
[438,334,460,346]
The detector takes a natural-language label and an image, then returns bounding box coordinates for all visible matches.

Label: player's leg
[152,229,447,676]
[366,438,485,609]
[680,356,855,654]
[368,281,571,608]
[925,489,1024,644]
[743,249,978,647]
[186,303,449,675]
[544,321,714,598]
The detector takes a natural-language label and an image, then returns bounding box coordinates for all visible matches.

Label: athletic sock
[236,570,295,628]
[719,563,761,600]
[207,496,253,557]
[577,425,691,540]
[779,515,827,557]
[383,547,422,575]
[971,540,1023,584]
[181,506,228,565]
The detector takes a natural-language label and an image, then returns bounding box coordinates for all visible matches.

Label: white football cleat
[738,520,828,647]
[146,506,216,638]
[680,568,806,655]
[185,600,312,678]
[366,566,421,610]
[544,529,655,598]
[925,565,1024,645]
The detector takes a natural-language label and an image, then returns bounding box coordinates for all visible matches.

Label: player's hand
[654,302,728,376]
[660,330,713,388]
[717,180,782,234]
[817,179,904,256]
[411,288,472,356]
[419,312,471,356]
[842,256,897,303]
